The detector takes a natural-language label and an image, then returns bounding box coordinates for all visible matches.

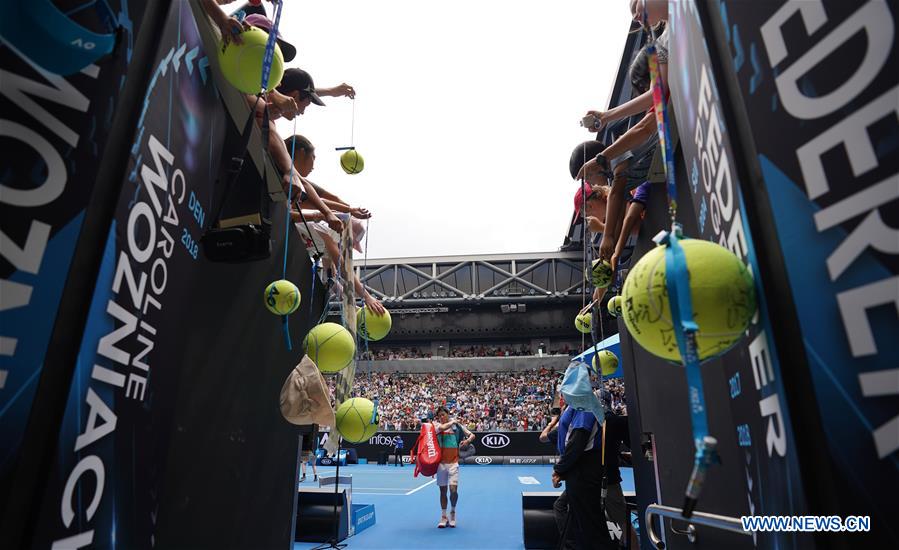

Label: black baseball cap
[277,68,325,106]
[244,14,296,62]
[569,140,607,179]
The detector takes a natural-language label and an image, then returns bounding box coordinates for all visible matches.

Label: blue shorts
[610,135,658,191]
[628,181,652,206]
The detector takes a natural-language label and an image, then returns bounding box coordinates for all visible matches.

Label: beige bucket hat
[279,355,335,427]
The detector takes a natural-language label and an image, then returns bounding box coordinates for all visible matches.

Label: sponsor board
[505,456,543,465]
[369,434,400,446]
[346,431,556,460]
[351,504,376,535]
[480,433,511,449]
[466,455,503,465]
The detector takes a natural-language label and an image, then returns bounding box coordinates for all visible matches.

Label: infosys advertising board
[715,0,898,543]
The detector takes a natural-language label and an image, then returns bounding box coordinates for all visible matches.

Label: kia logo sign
[475,456,493,465]
[321,458,333,465]
[481,433,510,449]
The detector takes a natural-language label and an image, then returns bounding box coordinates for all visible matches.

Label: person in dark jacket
[552,403,617,549]
[394,435,405,466]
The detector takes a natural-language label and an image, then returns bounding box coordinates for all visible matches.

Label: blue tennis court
[294,463,635,549]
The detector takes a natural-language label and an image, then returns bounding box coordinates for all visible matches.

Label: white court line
[405,479,436,495]
[353,487,418,491]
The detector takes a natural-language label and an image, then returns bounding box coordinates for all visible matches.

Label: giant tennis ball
[357,306,392,341]
[218,27,284,93]
[335,397,379,443]
[607,295,623,317]
[621,239,756,363]
[574,312,592,334]
[593,350,619,376]
[586,258,613,288]
[264,279,301,315]
[304,322,356,373]
[340,150,364,174]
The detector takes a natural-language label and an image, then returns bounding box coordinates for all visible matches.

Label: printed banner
[30,2,226,546]
[669,3,808,547]
[0,0,148,490]
[715,0,898,543]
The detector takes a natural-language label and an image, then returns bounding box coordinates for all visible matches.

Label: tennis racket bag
[409,422,441,477]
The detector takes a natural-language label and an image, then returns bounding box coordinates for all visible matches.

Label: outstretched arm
[612,202,646,270]
[315,83,356,99]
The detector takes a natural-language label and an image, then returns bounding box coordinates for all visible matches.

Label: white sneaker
[448,512,456,528]
[437,516,448,528]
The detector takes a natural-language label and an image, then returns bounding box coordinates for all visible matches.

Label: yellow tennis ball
[574,312,592,334]
[340,150,365,174]
[356,306,392,341]
[586,259,613,288]
[621,239,756,363]
[304,322,356,373]
[218,27,284,93]
[264,279,301,315]
[607,295,623,317]
[593,350,619,376]
[335,397,379,443]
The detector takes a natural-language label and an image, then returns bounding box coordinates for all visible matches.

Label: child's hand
[325,213,344,233]
[598,235,615,261]
[350,207,372,219]
[218,16,248,46]
[269,92,298,120]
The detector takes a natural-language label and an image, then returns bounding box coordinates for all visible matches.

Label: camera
[580,114,602,130]
[201,220,271,262]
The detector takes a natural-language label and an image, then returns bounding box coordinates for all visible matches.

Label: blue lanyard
[259,0,283,93]
[644,17,718,517]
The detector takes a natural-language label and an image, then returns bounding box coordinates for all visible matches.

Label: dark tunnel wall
[4,3,325,548]
[0,0,155,531]
[621,1,898,548]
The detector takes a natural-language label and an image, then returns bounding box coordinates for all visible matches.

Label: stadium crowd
[359,343,579,361]
[327,369,626,432]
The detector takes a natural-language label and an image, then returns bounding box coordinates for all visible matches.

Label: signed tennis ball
[621,239,756,362]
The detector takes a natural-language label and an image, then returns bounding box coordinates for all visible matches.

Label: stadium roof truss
[349,251,588,304]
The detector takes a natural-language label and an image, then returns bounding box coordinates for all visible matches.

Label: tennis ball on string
[607,295,623,317]
[304,322,356,373]
[218,27,284,93]
[336,397,379,443]
[340,149,365,174]
[593,350,619,376]
[621,239,756,363]
[264,279,301,315]
[586,258,614,288]
[574,312,592,334]
[356,306,392,341]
